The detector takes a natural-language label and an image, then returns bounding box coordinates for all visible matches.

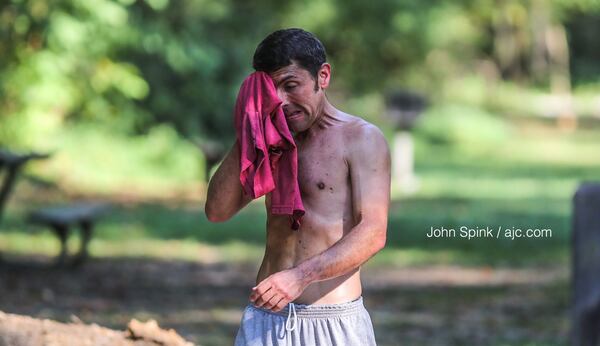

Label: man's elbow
[374,231,387,252]
[204,203,232,223]
[360,218,387,254]
[370,225,387,253]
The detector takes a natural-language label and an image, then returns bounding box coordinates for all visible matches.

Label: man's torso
[258,112,366,305]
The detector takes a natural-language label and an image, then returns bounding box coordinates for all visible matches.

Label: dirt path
[0,311,193,346]
[0,255,569,345]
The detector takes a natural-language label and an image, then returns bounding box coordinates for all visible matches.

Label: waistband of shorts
[252,296,364,318]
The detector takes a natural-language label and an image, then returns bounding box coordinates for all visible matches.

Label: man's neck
[295,101,341,142]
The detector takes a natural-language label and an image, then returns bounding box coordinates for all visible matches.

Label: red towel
[234,71,305,230]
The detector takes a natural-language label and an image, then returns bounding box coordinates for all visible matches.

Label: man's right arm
[205,141,252,222]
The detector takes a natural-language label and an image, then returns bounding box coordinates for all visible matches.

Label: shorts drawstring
[285,302,297,332]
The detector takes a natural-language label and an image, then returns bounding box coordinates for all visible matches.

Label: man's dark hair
[253,28,327,79]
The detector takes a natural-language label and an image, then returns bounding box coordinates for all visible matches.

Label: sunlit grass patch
[0,231,263,264]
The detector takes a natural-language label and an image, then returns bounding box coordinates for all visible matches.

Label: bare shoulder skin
[205,61,390,311]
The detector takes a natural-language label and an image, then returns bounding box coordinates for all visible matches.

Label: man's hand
[249,268,310,312]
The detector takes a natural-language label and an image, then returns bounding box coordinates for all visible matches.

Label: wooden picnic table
[28,202,110,266]
[0,149,110,266]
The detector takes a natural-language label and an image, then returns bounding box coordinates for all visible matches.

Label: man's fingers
[249,282,271,303]
[264,295,285,312]
[272,297,288,312]
[249,288,263,303]
[249,272,299,312]
[261,291,284,310]
[255,289,277,308]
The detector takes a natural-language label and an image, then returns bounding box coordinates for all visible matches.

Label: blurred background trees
[1,0,599,191]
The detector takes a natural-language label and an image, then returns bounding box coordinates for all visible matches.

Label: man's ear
[318,63,331,90]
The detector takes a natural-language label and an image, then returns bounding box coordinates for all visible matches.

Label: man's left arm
[250,124,391,311]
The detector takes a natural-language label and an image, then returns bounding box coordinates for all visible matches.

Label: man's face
[269,62,330,133]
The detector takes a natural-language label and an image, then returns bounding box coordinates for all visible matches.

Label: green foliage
[2,0,600,145]
[38,123,204,193]
[0,0,146,147]
[1,0,600,194]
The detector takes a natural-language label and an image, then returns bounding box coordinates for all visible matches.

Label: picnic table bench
[0,148,111,266]
[28,202,110,266]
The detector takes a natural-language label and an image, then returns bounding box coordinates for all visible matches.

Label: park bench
[0,148,111,266]
[28,202,110,266]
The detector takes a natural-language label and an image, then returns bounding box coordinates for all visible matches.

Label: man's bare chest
[296,139,349,199]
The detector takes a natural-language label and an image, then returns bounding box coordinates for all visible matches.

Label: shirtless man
[205,28,390,345]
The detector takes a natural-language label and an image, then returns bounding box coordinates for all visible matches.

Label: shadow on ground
[0,255,569,346]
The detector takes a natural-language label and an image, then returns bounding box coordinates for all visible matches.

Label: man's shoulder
[337,114,390,176]
[338,113,386,146]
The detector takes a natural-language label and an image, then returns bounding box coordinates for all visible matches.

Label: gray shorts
[234,296,377,346]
